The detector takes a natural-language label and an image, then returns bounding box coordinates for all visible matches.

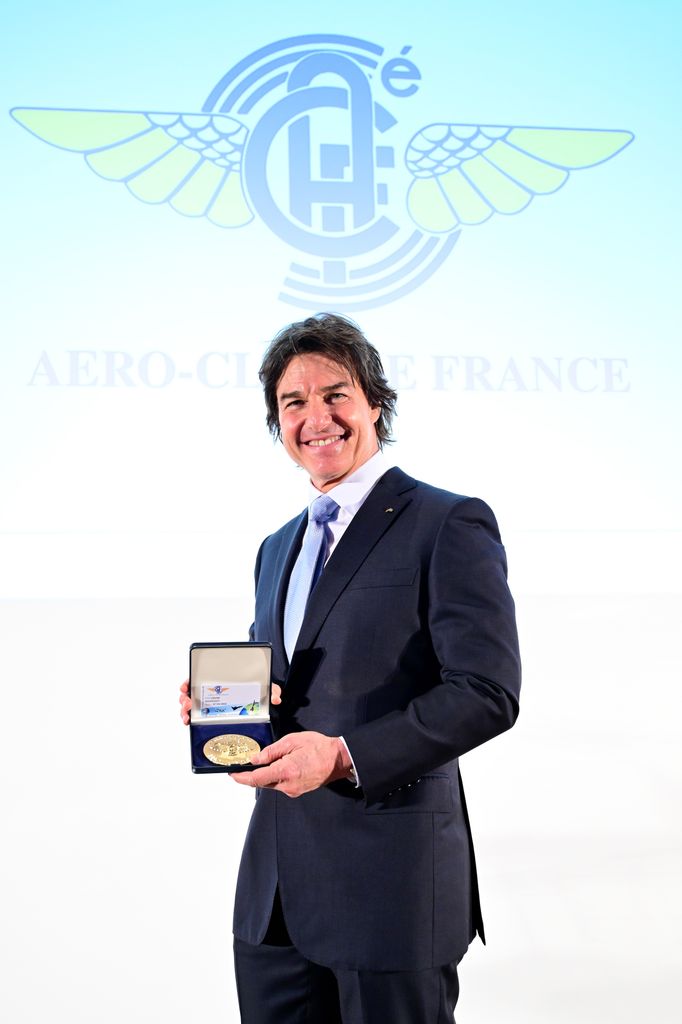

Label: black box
[189,642,274,774]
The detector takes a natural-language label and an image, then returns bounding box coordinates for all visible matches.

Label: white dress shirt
[305,449,391,563]
[302,449,392,785]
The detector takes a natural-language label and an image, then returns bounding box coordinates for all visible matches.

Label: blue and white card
[200,682,261,717]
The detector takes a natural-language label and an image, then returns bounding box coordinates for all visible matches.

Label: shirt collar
[306,450,389,515]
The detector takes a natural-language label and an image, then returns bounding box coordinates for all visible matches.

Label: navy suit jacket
[233,466,521,971]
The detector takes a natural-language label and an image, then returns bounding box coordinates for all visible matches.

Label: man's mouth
[303,433,346,447]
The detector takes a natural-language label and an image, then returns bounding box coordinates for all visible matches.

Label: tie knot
[310,494,339,525]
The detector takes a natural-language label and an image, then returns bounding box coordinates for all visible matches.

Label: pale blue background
[1,3,680,1022]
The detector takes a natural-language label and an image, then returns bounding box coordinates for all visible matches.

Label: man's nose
[306,400,332,430]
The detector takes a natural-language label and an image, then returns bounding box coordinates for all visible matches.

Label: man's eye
[328,392,346,402]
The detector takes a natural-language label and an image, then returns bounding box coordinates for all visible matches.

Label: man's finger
[231,764,283,788]
[250,739,291,766]
[179,689,191,725]
[230,770,257,787]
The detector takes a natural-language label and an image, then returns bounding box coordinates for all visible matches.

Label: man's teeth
[307,436,342,447]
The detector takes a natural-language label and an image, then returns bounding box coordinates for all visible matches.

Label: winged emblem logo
[11,34,633,311]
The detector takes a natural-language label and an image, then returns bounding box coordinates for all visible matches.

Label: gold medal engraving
[203,734,261,766]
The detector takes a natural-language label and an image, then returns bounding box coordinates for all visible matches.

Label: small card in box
[189,642,273,773]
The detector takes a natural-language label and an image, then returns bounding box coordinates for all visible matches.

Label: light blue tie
[283,494,339,661]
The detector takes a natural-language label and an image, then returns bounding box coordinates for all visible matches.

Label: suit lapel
[294,468,416,654]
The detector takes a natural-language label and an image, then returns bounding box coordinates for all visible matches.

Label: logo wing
[405,124,633,232]
[10,107,253,228]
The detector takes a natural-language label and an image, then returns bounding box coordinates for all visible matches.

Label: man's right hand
[178,679,282,725]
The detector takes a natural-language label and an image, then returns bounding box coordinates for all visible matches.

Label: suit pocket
[365,773,453,813]
[347,567,418,591]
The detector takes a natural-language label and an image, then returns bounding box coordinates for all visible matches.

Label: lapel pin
[384,507,394,513]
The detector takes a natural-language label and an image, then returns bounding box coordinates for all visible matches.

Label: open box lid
[189,642,272,725]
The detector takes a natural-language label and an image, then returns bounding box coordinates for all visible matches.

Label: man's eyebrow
[278,381,351,403]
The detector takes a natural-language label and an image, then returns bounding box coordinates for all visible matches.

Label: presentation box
[189,642,274,774]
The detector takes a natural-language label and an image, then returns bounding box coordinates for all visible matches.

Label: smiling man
[277,355,380,489]
[184,313,521,1024]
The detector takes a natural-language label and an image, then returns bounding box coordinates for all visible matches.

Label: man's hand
[179,680,191,724]
[178,679,282,725]
[231,732,352,798]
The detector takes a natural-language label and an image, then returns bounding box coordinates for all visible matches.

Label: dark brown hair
[258,313,397,447]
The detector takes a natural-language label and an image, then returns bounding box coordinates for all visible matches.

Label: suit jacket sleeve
[343,497,521,805]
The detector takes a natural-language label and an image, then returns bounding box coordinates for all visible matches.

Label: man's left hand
[231,732,352,798]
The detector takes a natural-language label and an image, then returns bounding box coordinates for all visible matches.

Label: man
[181,313,521,1023]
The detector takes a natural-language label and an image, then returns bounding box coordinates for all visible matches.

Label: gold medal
[203,733,261,766]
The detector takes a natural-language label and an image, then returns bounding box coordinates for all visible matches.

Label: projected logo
[11,33,632,311]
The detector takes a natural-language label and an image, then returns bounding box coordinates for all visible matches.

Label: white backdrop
[2,3,680,1022]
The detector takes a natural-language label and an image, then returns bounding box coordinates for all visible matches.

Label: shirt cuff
[339,736,361,788]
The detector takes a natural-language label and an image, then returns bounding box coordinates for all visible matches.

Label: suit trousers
[233,892,460,1024]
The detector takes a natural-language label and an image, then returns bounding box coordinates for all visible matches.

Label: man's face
[276,353,380,492]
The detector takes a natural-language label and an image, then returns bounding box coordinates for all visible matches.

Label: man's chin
[308,464,350,491]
